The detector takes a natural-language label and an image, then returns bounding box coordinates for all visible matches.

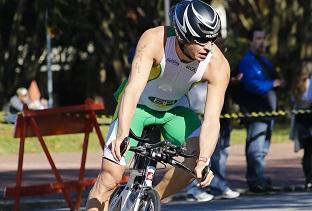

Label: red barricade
[4,99,106,210]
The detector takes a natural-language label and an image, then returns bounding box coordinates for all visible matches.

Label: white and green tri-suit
[103,27,213,166]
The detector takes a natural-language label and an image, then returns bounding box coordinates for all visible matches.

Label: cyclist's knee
[91,159,125,193]
[101,159,126,184]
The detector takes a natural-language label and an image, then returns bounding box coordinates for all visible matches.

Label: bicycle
[108,128,210,211]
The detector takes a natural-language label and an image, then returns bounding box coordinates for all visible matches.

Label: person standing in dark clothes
[237,26,283,192]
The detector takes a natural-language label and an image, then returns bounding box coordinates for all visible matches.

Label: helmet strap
[178,40,194,61]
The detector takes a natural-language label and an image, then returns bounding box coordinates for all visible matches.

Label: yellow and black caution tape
[220,109,312,119]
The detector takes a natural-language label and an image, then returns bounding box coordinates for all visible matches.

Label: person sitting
[4,87,48,124]
[28,80,48,110]
[4,87,31,124]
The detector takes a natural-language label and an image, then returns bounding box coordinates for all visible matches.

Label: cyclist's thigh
[161,106,201,145]
[103,105,157,165]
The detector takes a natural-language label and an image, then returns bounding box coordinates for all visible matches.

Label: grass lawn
[0,112,111,155]
[230,122,292,145]
[0,112,292,155]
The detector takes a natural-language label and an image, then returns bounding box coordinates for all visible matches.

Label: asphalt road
[162,192,312,211]
[1,143,310,210]
[25,191,312,211]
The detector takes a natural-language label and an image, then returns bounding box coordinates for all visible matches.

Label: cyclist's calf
[86,159,126,211]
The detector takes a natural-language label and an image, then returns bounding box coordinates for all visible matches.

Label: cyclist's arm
[197,45,230,184]
[114,27,164,160]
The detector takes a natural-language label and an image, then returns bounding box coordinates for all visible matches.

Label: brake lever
[169,158,197,178]
[201,165,210,181]
[165,149,177,156]
[179,152,196,158]
[177,148,196,158]
[188,162,211,182]
[129,146,145,155]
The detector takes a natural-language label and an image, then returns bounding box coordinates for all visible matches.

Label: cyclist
[86,0,229,210]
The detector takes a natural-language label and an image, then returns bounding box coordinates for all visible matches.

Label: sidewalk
[0,142,305,209]
[0,150,103,188]
[226,143,304,190]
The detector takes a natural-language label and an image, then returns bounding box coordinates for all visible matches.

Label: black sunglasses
[193,36,217,45]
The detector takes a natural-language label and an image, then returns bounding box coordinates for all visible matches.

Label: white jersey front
[138,35,212,111]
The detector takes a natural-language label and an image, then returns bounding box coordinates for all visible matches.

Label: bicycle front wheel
[109,186,160,211]
[108,185,125,211]
[134,189,160,211]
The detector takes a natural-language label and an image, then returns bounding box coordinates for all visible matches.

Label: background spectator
[185,35,240,201]
[4,85,48,124]
[4,87,31,124]
[28,80,48,110]
[237,25,283,192]
[290,59,312,190]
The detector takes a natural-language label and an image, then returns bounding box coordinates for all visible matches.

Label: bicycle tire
[109,187,160,211]
[134,189,160,211]
[108,185,125,211]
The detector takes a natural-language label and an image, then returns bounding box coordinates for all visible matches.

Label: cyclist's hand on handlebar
[110,137,128,161]
[194,160,214,188]
[110,138,121,161]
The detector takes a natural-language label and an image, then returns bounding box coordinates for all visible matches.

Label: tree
[0,0,311,113]
[0,0,163,114]
[225,0,312,108]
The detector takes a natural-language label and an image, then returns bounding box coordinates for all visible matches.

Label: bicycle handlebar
[128,130,152,143]
[129,130,193,157]
[128,129,210,181]
[129,134,194,158]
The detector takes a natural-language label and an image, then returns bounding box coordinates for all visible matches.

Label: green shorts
[103,104,201,166]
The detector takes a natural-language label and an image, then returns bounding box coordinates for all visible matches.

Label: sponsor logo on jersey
[148,97,177,107]
[158,84,173,92]
[166,58,179,66]
[186,65,196,73]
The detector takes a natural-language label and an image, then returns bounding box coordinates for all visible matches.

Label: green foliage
[0,0,311,113]
[226,0,312,109]
[0,0,164,113]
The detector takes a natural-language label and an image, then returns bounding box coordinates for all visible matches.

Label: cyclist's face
[184,41,213,62]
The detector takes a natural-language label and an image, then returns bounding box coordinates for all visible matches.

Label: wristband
[196,156,210,166]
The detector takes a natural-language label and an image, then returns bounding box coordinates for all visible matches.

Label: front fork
[132,159,157,210]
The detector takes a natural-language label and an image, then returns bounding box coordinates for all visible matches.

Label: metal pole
[164,0,170,26]
[45,10,53,107]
